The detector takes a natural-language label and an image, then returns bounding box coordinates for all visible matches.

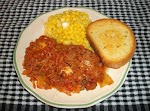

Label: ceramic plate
[13,7,131,108]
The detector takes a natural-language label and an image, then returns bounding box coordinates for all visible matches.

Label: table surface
[0,0,150,111]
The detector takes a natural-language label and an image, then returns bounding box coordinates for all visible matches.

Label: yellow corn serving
[44,10,92,50]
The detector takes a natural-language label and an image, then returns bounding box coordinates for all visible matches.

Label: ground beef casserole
[22,35,113,95]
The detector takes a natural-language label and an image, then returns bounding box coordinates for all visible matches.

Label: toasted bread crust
[86,19,136,68]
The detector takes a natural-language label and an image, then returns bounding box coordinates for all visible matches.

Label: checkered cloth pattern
[0,0,150,111]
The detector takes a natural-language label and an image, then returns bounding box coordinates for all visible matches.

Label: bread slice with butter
[86,19,136,68]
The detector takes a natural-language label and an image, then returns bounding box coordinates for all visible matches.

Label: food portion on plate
[22,10,136,96]
[44,10,92,50]
[86,19,136,68]
[22,35,113,96]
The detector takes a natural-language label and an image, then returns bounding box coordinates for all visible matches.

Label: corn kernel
[64,40,71,45]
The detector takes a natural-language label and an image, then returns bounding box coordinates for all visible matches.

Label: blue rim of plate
[13,7,131,108]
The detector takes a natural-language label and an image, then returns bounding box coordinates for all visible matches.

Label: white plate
[13,7,131,108]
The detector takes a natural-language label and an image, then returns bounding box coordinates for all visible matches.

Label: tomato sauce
[23,35,113,95]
